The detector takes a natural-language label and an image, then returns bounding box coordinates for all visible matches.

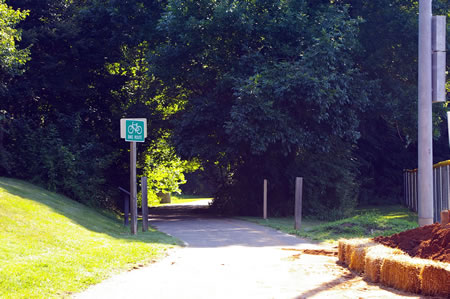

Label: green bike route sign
[120,118,147,142]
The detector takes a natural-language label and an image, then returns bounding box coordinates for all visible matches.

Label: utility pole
[418,0,434,226]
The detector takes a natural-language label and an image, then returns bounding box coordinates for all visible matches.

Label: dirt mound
[282,248,338,257]
[373,223,450,263]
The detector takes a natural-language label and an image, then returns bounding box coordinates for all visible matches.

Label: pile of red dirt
[373,223,449,263]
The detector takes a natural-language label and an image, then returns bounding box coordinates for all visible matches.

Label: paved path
[75,203,429,299]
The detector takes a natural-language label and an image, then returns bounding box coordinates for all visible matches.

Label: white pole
[418,0,434,226]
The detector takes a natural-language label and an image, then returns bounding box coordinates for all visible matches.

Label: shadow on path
[149,203,217,222]
[148,203,314,249]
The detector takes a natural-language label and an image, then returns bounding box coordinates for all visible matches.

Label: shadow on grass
[0,177,179,245]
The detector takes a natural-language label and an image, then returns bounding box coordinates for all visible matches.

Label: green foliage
[1,0,170,208]
[1,114,117,207]
[152,0,371,217]
[1,0,448,216]
[143,134,199,196]
[0,0,29,77]
[0,177,178,298]
[346,0,450,204]
[296,140,360,220]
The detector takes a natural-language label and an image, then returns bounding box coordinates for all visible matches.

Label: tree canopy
[0,0,29,91]
[1,0,448,218]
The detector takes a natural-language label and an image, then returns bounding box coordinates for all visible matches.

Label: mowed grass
[240,205,418,244]
[153,194,213,206]
[0,177,179,298]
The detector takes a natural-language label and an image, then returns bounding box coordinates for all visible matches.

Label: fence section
[403,160,450,223]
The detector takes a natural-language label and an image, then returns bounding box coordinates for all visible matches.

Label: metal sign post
[130,141,137,234]
[121,118,147,235]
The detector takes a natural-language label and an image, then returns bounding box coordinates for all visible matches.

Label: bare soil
[374,223,450,263]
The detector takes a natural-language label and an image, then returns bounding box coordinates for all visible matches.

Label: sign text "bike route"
[120,118,147,143]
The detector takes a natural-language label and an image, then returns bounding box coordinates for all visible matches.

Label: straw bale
[349,243,376,274]
[344,243,354,266]
[363,245,403,283]
[420,262,450,297]
[379,255,427,293]
[364,254,383,283]
[338,240,346,264]
[340,239,371,266]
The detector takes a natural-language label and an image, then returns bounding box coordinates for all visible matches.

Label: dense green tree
[345,0,449,204]
[1,0,447,216]
[150,0,372,217]
[0,0,29,175]
[0,0,29,79]
[0,0,170,206]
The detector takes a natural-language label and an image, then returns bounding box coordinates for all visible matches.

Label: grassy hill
[0,177,179,298]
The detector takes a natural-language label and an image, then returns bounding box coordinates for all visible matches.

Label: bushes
[0,114,116,207]
[211,139,360,220]
[298,144,360,220]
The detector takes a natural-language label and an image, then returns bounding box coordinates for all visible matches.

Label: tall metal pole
[130,142,138,234]
[418,0,434,226]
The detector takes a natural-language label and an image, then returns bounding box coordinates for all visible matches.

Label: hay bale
[337,239,371,266]
[379,255,427,293]
[364,254,383,283]
[344,242,354,266]
[338,240,346,264]
[364,245,403,283]
[420,262,450,297]
[364,247,385,283]
[349,242,376,274]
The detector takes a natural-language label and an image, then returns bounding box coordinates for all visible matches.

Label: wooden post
[295,177,303,230]
[263,179,268,219]
[141,177,148,232]
[123,192,129,227]
[130,142,137,235]
[441,210,449,226]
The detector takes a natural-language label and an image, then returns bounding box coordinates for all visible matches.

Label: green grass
[0,177,180,298]
[152,194,212,206]
[239,205,418,245]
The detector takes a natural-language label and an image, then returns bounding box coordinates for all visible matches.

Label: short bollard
[263,179,268,219]
[294,177,303,230]
[441,210,449,226]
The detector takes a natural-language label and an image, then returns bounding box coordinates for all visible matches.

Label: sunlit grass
[152,194,213,206]
[240,205,418,245]
[0,177,179,298]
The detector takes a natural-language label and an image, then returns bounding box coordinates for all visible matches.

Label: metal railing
[118,187,130,227]
[403,160,450,222]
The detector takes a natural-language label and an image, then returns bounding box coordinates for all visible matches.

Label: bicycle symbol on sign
[127,122,143,134]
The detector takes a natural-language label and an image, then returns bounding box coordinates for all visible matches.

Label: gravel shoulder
[75,204,434,299]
